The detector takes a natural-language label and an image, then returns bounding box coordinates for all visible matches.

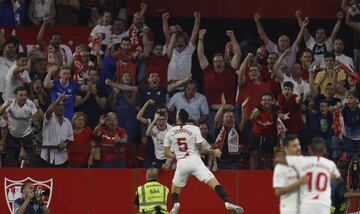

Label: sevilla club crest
[4,177,53,213]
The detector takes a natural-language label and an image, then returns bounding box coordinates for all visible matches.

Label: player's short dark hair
[310,137,326,154]
[283,134,299,147]
[283,81,294,90]
[324,52,335,60]
[13,85,29,95]
[178,109,189,123]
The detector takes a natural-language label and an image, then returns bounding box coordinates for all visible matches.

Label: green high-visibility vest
[137,181,169,214]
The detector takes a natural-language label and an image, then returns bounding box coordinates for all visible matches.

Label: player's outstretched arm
[164,146,175,159]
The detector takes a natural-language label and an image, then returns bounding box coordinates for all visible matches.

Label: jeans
[4,133,36,167]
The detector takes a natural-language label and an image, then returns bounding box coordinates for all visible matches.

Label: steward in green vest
[135,168,169,214]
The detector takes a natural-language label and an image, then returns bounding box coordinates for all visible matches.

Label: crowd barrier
[0,168,278,213]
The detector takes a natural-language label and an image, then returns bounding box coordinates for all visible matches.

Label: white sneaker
[170,203,180,214]
[225,202,244,214]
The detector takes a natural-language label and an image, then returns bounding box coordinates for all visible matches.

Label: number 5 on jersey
[177,138,189,156]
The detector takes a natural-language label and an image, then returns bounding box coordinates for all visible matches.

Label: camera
[31,189,50,203]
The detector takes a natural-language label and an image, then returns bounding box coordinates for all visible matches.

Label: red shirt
[99,128,127,162]
[252,105,279,137]
[277,94,304,133]
[145,54,169,87]
[301,68,309,81]
[68,127,93,166]
[203,65,237,105]
[259,66,282,98]
[237,79,272,116]
[115,51,137,85]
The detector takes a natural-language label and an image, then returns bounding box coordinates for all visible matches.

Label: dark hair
[51,32,62,38]
[16,52,27,60]
[262,92,274,99]
[324,52,335,60]
[157,105,168,112]
[283,134,299,147]
[13,85,29,95]
[310,137,326,154]
[3,37,19,47]
[185,80,198,89]
[178,109,189,123]
[319,99,329,106]
[157,111,166,117]
[198,121,208,127]
[283,81,294,90]
[121,37,131,43]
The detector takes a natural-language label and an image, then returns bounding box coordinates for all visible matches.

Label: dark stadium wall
[0,168,279,213]
[128,0,340,19]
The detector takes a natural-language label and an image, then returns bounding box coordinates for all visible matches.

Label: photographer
[14,182,49,214]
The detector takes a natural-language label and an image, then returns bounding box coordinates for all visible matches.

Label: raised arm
[330,12,344,42]
[167,76,191,92]
[226,30,241,69]
[239,98,249,131]
[214,93,226,130]
[345,9,360,31]
[36,18,51,50]
[162,12,171,47]
[43,65,58,89]
[293,17,309,48]
[189,12,201,46]
[295,10,311,42]
[254,13,270,45]
[136,99,155,125]
[0,100,12,115]
[139,26,150,58]
[145,113,159,136]
[272,49,292,83]
[237,53,253,86]
[45,94,65,120]
[93,115,106,136]
[105,79,138,93]
[197,29,209,70]
[166,30,177,59]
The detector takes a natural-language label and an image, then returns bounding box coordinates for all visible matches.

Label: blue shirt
[14,197,42,214]
[51,79,81,119]
[342,105,360,140]
[310,112,333,140]
[0,0,15,25]
[138,86,167,119]
[98,56,116,93]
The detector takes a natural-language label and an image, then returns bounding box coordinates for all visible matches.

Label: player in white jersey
[277,137,342,214]
[145,111,173,169]
[163,109,244,214]
[273,134,309,214]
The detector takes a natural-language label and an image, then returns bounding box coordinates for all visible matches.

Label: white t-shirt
[0,57,15,93]
[273,163,299,213]
[149,124,173,160]
[163,124,203,159]
[90,25,112,45]
[283,75,310,102]
[320,54,354,69]
[41,113,73,165]
[167,43,195,81]
[306,37,333,67]
[6,99,37,138]
[3,64,31,101]
[110,31,128,45]
[286,156,340,207]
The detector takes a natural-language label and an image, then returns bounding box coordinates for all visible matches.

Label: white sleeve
[306,36,316,49]
[273,165,286,188]
[265,40,277,53]
[27,100,38,115]
[195,127,203,144]
[163,131,171,147]
[166,95,176,111]
[324,38,333,51]
[90,26,98,37]
[67,121,74,141]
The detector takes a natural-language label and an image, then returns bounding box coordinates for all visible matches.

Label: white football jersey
[163,124,203,159]
[286,156,340,206]
[273,164,299,213]
[150,124,173,160]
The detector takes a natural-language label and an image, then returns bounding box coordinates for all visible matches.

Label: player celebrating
[163,109,244,214]
[276,137,342,214]
[272,134,309,214]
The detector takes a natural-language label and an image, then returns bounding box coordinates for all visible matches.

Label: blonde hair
[72,112,88,127]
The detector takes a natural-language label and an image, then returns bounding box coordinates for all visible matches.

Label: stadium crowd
[0,0,359,172]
